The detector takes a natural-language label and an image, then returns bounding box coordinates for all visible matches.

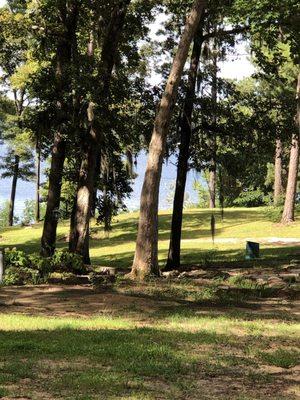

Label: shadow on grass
[88,245,300,269]
[0,324,296,399]
[1,208,270,249]
[2,207,300,270]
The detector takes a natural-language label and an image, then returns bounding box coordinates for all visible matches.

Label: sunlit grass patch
[0,314,135,332]
[2,207,300,268]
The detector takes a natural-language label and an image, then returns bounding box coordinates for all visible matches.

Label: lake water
[0,151,202,217]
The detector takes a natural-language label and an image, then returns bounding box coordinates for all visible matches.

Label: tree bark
[281,72,300,223]
[208,39,217,209]
[130,0,207,279]
[274,137,283,206]
[9,89,24,227]
[69,0,131,262]
[40,0,79,256]
[68,104,97,264]
[166,24,204,271]
[208,167,217,208]
[41,134,66,255]
[35,139,41,223]
[8,154,19,226]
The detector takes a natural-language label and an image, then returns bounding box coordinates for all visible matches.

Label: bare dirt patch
[0,281,299,321]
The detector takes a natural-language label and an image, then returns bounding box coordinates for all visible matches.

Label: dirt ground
[0,283,299,320]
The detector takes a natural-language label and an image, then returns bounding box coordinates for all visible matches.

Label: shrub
[50,250,86,274]
[233,189,269,207]
[2,266,41,285]
[2,248,86,286]
[4,248,31,269]
[265,206,283,222]
[28,254,52,275]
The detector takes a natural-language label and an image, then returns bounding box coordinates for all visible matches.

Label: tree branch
[202,25,250,41]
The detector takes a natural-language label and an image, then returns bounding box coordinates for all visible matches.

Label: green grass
[1,207,300,269]
[0,311,299,399]
[1,207,299,398]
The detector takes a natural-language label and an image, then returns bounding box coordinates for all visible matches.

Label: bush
[2,248,86,286]
[4,248,31,269]
[50,250,86,274]
[28,254,52,275]
[2,266,41,285]
[233,189,269,207]
[265,206,283,222]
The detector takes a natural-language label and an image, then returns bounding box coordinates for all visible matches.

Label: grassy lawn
[0,284,299,400]
[1,207,300,269]
[0,207,300,399]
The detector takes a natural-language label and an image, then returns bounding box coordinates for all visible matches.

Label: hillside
[1,207,300,269]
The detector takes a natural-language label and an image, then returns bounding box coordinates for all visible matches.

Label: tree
[39,0,80,256]
[282,72,300,223]
[130,0,207,279]
[0,146,34,225]
[0,1,32,226]
[69,0,132,263]
[274,138,284,205]
[166,21,205,270]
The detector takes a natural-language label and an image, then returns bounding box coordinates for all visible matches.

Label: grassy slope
[1,207,300,268]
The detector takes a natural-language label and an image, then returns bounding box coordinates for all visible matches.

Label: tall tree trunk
[281,72,300,223]
[69,0,131,262]
[8,154,19,226]
[35,140,41,223]
[274,137,283,206]
[40,1,79,256]
[208,39,217,209]
[41,134,67,255]
[208,166,217,208]
[130,0,207,280]
[166,24,204,271]
[68,104,97,264]
[9,89,24,227]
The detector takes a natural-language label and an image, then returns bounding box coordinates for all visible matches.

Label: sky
[0,1,255,217]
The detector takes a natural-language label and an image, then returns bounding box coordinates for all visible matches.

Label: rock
[267,280,286,290]
[279,273,298,283]
[216,271,231,280]
[89,272,116,286]
[289,259,300,265]
[178,269,207,279]
[285,269,300,275]
[98,267,116,276]
[244,274,269,282]
[217,285,230,290]
[288,283,300,292]
[162,270,180,278]
[48,273,90,285]
[256,278,268,286]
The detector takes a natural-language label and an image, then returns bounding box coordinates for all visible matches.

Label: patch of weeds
[193,286,218,302]
[0,360,35,384]
[227,275,258,289]
[197,249,218,267]
[246,370,275,384]
[259,348,300,369]
[0,387,9,397]
[225,275,278,299]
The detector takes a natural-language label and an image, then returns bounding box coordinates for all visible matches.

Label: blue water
[0,151,201,217]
